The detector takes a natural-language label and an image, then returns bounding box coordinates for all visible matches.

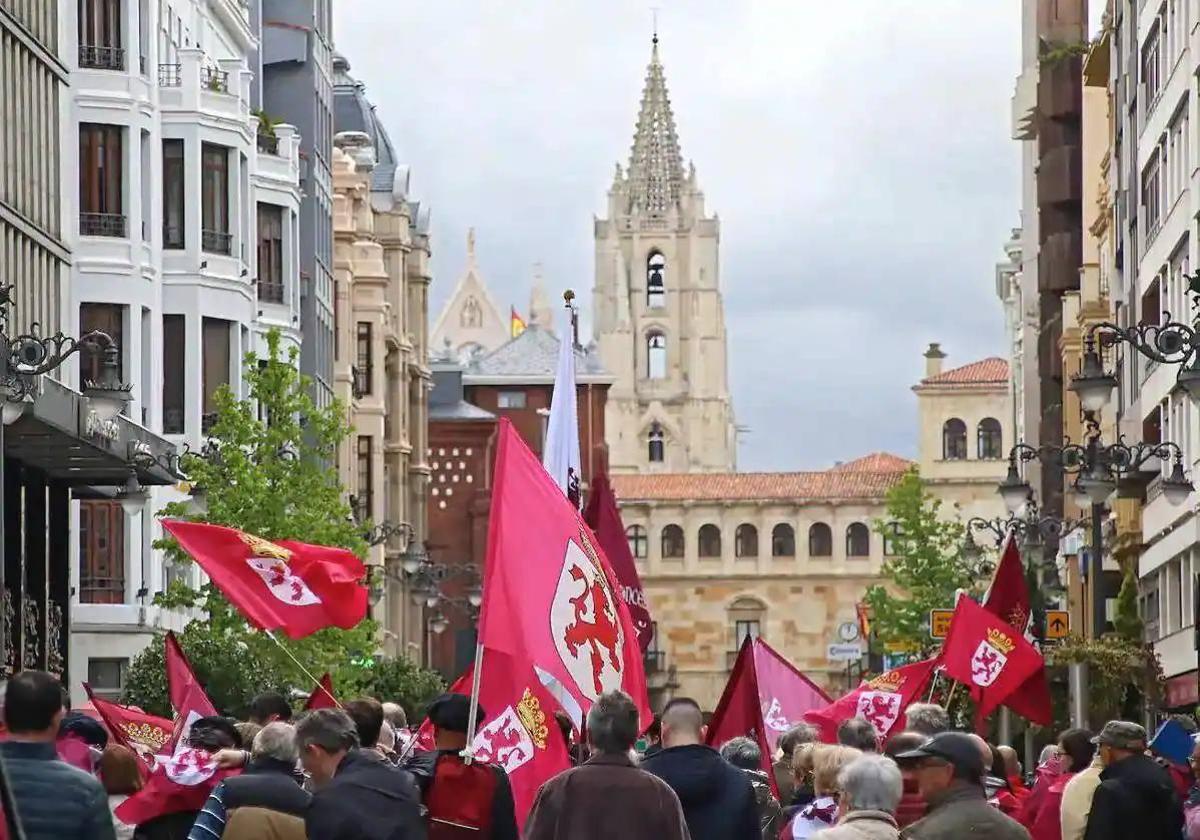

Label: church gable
[430,228,509,361]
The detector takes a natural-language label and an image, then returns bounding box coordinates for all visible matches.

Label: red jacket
[1026,771,1075,840]
[895,777,927,828]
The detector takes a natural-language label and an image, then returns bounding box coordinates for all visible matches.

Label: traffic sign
[1044,610,1070,640]
[884,639,920,654]
[827,643,864,662]
[929,608,954,639]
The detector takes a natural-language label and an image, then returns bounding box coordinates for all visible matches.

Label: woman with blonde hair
[784,745,864,839]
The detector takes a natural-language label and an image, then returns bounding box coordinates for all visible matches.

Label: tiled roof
[919,357,1009,387]
[465,325,610,381]
[610,458,911,503]
[830,453,913,473]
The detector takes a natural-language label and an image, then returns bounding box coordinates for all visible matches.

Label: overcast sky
[334,1,1027,471]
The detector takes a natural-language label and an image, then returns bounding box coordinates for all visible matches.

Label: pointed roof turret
[626,35,685,216]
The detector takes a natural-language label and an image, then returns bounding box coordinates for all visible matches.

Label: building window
[647,332,666,379]
[355,322,372,397]
[80,124,125,237]
[163,139,185,248]
[79,501,125,604]
[728,596,765,662]
[735,524,758,558]
[497,390,526,409]
[661,524,684,559]
[201,143,230,254]
[1143,151,1162,242]
[86,657,129,701]
[647,251,666,308]
[771,524,795,557]
[846,522,871,557]
[648,422,664,462]
[977,418,1003,459]
[942,418,967,460]
[1143,25,1161,106]
[626,525,648,559]
[461,297,482,328]
[698,524,721,558]
[734,619,760,645]
[79,302,124,385]
[201,318,231,433]
[78,0,124,70]
[257,203,284,302]
[808,522,833,557]
[357,436,373,521]
[162,315,185,434]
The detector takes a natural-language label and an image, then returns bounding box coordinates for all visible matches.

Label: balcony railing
[201,412,218,435]
[158,63,181,87]
[352,365,370,399]
[256,133,280,155]
[80,575,126,605]
[79,45,125,71]
[202,66,229,93]
[644,650,666,673]
[80,212,127,238]
[258,278,285,304]
[201,229,232,255]
[163,224,184,250]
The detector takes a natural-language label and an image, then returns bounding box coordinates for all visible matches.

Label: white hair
[838,754,903,814]
[378,720,396,752]
[252,722,299,764]
[381,702,407,729]
[904,703,949,737]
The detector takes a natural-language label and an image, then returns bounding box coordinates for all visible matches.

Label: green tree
[123,329,440,714]
[863,469,977,653]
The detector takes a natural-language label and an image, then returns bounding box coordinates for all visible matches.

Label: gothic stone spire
[626,35,685,216]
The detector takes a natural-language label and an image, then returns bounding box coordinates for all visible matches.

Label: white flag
[542,308,581,506]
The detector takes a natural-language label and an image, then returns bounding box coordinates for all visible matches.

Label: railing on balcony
[201,412,218,434]
[163,224,184,250]
[139,54,146,75]
[352,365,370,399]
[80,213,127,238]
[202,66,229,93]
[158,63,181,86]
[258,278,285,304]
[256,133,280,155]
[80,575,125,605]
[79,45,125,71]
[202,229,232,255]
[644,650,666,674]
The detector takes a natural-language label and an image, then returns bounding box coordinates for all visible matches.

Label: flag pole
[925,669,941,703]
[265,630,343,709]
[461,642,485,765]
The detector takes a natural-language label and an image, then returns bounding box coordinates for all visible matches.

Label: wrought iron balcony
[80,213,127,238]
[201,230,232,255]
[644,650,666,673]
[79,45,125,71]
[202,67,229,93]
[158,63,181,87]
[257,278,285,304]
[352,365,371,399]
[201,412,218,435]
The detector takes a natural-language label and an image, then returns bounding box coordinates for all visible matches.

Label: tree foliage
[1046,634,1163,727]
[863,469,979,654]
[122,329,441,715]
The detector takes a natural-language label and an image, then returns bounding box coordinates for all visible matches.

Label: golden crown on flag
[122,721,170,750]
[986,628,1016,655]
[240,532,293,562]
[516,687,549,750]
[866,670,904,692]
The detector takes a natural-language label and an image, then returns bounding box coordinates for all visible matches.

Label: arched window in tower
[647,252,666,308]
[735,524,759,558]
[698,524,721,558]
[661,525,685,559]
[647,332,667,379]
[977,418,1003,459]
[648,422,665,463]
[942,418,967,460]
[460,296,482,329]
[846,522,871,557]
[771,524,795,557]
[808,523,833,557]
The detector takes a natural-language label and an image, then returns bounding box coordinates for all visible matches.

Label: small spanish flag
[511,307,526,338]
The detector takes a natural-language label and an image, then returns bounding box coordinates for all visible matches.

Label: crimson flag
[304,673,338,710]
[940,596,1045,721]
[804,657,938,744]
[982,537,1052,726]
[583,474,653,652]
[165,631,213,718]
[82,685,173,767]
[161,520,369,639]
[477,420,651,728]
[706,636,830,796]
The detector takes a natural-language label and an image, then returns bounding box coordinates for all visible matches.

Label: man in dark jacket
[186,722,309,840]
[405,693,517,840]
[297,707,425,840]
[719,736,783,840]
[640,697,760,840]
[523,690,688,840]
[1083,720,1183,840]
[0,670,115,840]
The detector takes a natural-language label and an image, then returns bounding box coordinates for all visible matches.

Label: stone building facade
[430,230,510,364]
[593,37,736,475]
[612,453,910,708]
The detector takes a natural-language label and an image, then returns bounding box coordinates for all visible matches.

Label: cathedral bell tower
[593,35,736,474]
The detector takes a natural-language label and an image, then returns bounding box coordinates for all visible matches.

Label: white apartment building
[67,0,302,703]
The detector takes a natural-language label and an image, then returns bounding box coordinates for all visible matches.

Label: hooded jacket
[640,743,760,840]
[1082,753,1183,840]
[304,749,425,840]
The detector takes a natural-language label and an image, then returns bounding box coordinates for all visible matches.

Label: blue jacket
[0,739,116,840]
[640,743,760,840]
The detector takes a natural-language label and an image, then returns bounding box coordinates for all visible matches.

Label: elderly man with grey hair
[186,722,310,840]
[810,754,903,840]
[903,704,949,738]
[721,736,784,840]
[524,691,690,840]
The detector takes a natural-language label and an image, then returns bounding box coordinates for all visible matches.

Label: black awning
[4,378,177,487]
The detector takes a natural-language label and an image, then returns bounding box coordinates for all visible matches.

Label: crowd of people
[0,668,1197,840]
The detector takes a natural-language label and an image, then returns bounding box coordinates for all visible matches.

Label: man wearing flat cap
[1080,720,1182,840]
[405,693,518,840]
[895,732,1029,840]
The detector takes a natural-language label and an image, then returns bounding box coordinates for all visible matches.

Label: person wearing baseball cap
[894,732,1029,839]
[1079,720,1182,840]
